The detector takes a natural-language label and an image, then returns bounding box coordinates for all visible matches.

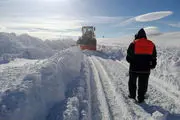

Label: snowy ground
[0,33,180,120]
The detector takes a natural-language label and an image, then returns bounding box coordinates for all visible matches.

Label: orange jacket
[134,38,155,55]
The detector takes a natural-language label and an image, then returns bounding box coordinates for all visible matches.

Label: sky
[0,0,180,39]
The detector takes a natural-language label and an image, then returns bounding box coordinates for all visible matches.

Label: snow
[0,31,180,120]
[0,47,83,120]
[152,111,164,120]
[63,97,80,120]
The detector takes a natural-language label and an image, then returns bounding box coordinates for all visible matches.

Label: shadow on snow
[139,103,180,120]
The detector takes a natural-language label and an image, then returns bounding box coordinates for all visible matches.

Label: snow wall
[0,47,83,120]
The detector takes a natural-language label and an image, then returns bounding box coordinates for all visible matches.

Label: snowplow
[77,26,97,50]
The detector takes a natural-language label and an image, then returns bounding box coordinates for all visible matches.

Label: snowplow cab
[77,26,97,50]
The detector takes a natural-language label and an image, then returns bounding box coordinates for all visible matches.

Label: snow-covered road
[84,47,180,120]
[88,55,155,120]
[0,45,180,120]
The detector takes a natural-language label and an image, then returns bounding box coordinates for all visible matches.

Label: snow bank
[152,47,180,91]
[44,39,76,51]
[0,47,83,120]
[62,57,91,120]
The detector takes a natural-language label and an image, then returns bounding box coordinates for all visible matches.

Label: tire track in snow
[88,57,111,120]
[90,56,135,120]
[83,57,92,120]
[97,58,154,120]
[116,60,180,114]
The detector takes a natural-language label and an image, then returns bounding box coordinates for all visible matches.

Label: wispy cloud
[1,9,173,39]
[135,11,173,22]
[124,26,161,36]
[27,30,82,39]
[0,16,83,38]
[115,17,134,27]
[144,26,161,35]
[168,22,180,28]
[1,15,128,39]
[83,16,126,24]
[0,25,6,31]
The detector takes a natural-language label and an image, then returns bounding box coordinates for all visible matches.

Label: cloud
[116,18,135,26]
[1,15,128,39]
[27,30,81,40]
[0,16,82,37]
[45,15,125,25]
[0,25,6,31]
[0,25,2,30]
[4,15,125,28]
[135,11,173,22]
[144,26,161,36]
[83,16,125,24]
[7,27,73,33]
[0,0,10,3]
[116,11,173,27]
[168,22,180,28]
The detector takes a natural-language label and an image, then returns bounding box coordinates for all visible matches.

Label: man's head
[136,28,147,39]
[134,33,138,40]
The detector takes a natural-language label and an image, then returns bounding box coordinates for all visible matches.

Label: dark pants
[128,72,150,101]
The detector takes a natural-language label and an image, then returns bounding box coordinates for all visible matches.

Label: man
[126,28,157,103]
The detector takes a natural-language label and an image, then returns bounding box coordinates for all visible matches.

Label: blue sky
[0,0,180,39]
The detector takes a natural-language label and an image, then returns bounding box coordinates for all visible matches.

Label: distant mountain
[98,31,180,47]
[0,32,76,64]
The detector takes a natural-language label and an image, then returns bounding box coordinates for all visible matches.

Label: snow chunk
[63,97,80,120]
[152,111,165,120]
